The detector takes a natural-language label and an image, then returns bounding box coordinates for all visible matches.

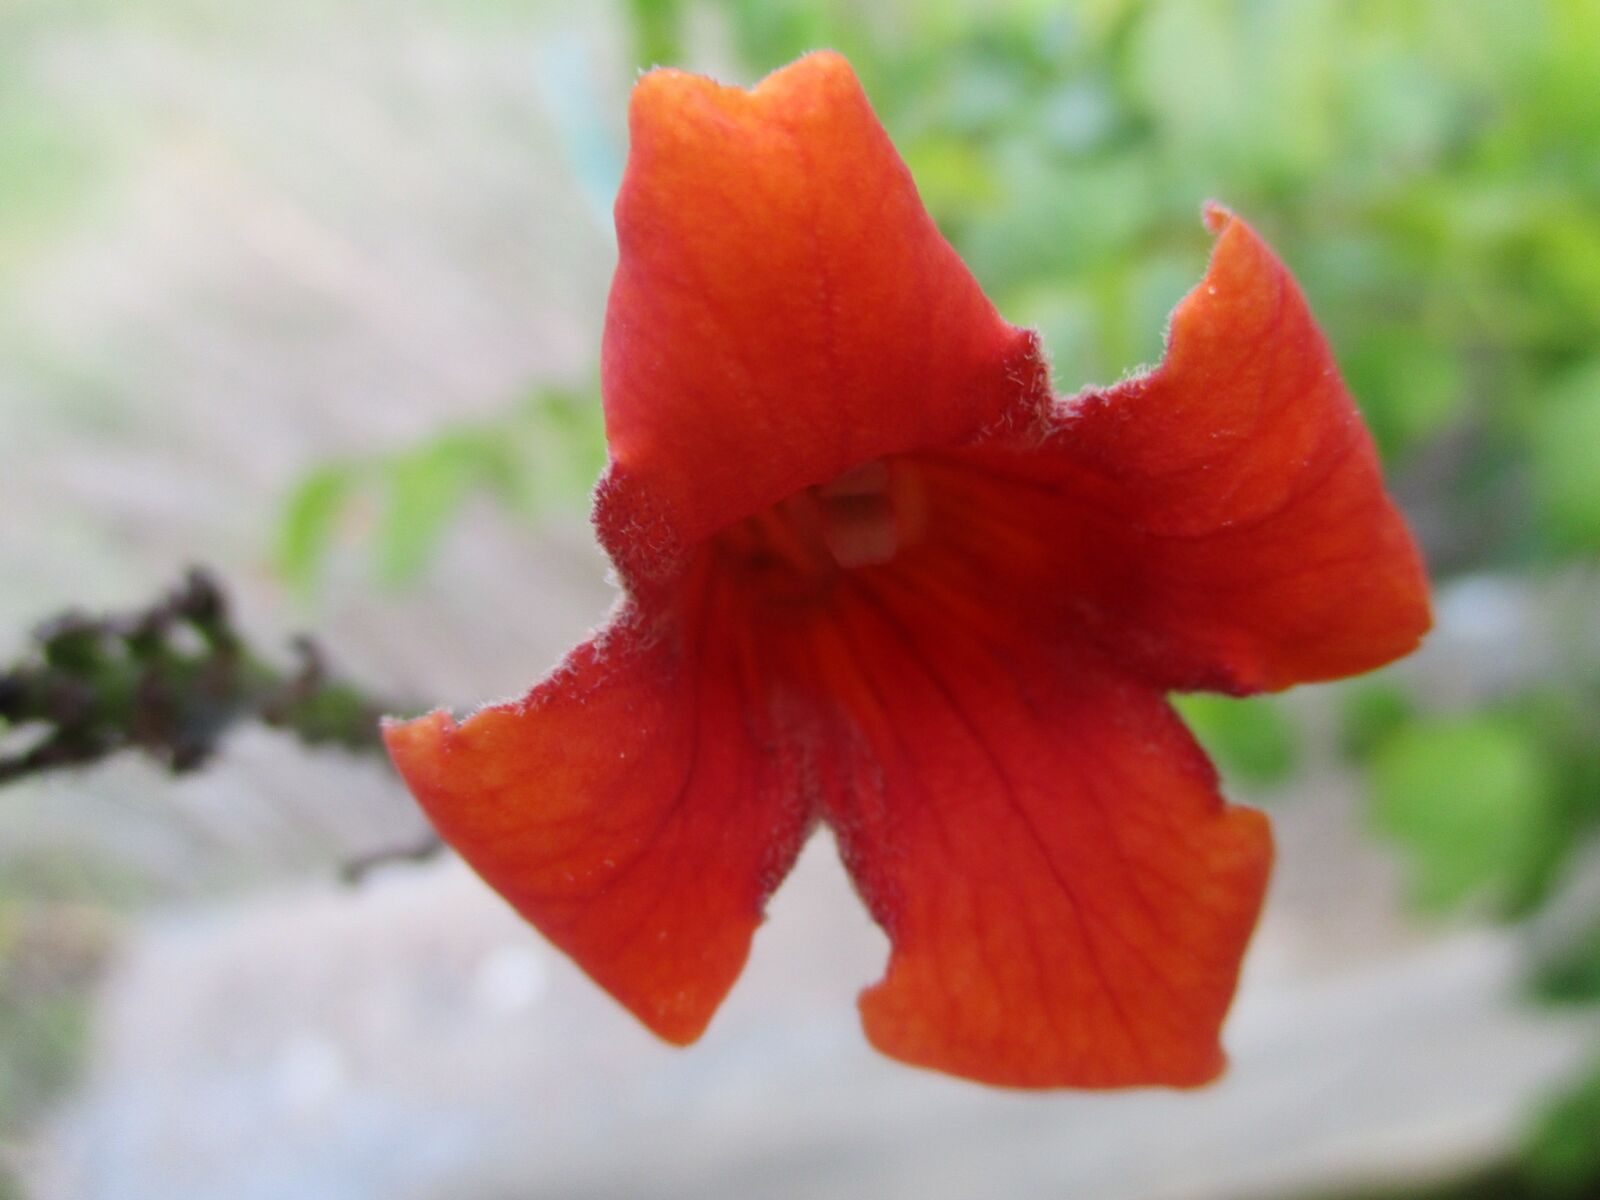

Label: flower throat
[716,459,924,601]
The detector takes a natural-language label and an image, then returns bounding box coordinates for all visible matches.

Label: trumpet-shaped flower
[384,52,1430,1088]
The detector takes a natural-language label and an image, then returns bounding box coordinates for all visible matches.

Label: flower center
[715,458,922,602]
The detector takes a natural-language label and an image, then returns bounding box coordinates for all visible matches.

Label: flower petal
[598,51,1047,585]
[812,575,1272,1088]
[939,207,1429,694]
[1074,206,1432,690]
[383,598,815,1044]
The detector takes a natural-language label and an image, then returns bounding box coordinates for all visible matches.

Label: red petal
[811,575,1272,1088]
[936,207,1429,694]
[383,597,814,1044]
[598,52,1046,586]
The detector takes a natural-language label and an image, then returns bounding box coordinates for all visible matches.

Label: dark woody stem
[0,567,442,879]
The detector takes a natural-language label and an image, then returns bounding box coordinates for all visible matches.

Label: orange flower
[384,52,1430,1088]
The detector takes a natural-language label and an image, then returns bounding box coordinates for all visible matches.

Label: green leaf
[274,467,355,594]
[901,136,1000,228]
[1341,329,1466,460]
[1340,682,1416,764]
[1172,694,1300,790]
[372,443,479,588]
[521,388,606,503]
[624,0,683,67]
[1368,715,1557,913]
[1532,919,1600,1007]
[1530,361,1600,553]
[1524,1059,1600,1195]
[0,106,99,275]
[274,386,604,594]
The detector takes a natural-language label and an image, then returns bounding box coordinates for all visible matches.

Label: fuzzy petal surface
[808,575,1272,1088]
[598,51,1047,586]
[947,207,1430,693]
[383,599,814,1045]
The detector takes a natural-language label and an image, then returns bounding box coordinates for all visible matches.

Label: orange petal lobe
[598,52,1046,584]
[383,601,814,1044]
[815,578,1272,1088]
[1031,207,1430,692]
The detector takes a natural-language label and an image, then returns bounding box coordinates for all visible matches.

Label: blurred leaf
[274,389,605,595]
[1126,3,1244,163]
[1037,77,1120,156]
[902,136,1000,229]
[274,466,355,595]
[1532,920,1600,1007]
[1173,694,1300,790]
[1368,715,1557,913]
[1524,1059,1600,1196]
[1530,362,1600,553]
[969,151,1159,302]
[0,103,98,273]
[373,438,490,587]
[1518,684,1600,833]
[625,0,683,67]
[1340,682,1417,765]
[520,387,608,505]
[1342,329,1466,459]
[720,0,847,77]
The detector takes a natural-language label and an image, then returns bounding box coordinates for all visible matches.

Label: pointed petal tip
[1202,200,1236,235]
[642,1006,715,1048]
[758,47,854,86]
[381,707,452,758]
[380,707,455,735]
[628,47,859,120]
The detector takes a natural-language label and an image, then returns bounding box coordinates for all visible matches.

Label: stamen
[816,461,898,568]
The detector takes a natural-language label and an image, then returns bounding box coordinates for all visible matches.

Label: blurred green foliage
[1530,362,1600,553]
[1535,921,1600,1008]
[277,387,603,592]
[1351,680,1600,919]
[1339,683,1417,763]
[1367,715,1558,913]
[1172,693,1299,791]
[1525,1060,1600,1194]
